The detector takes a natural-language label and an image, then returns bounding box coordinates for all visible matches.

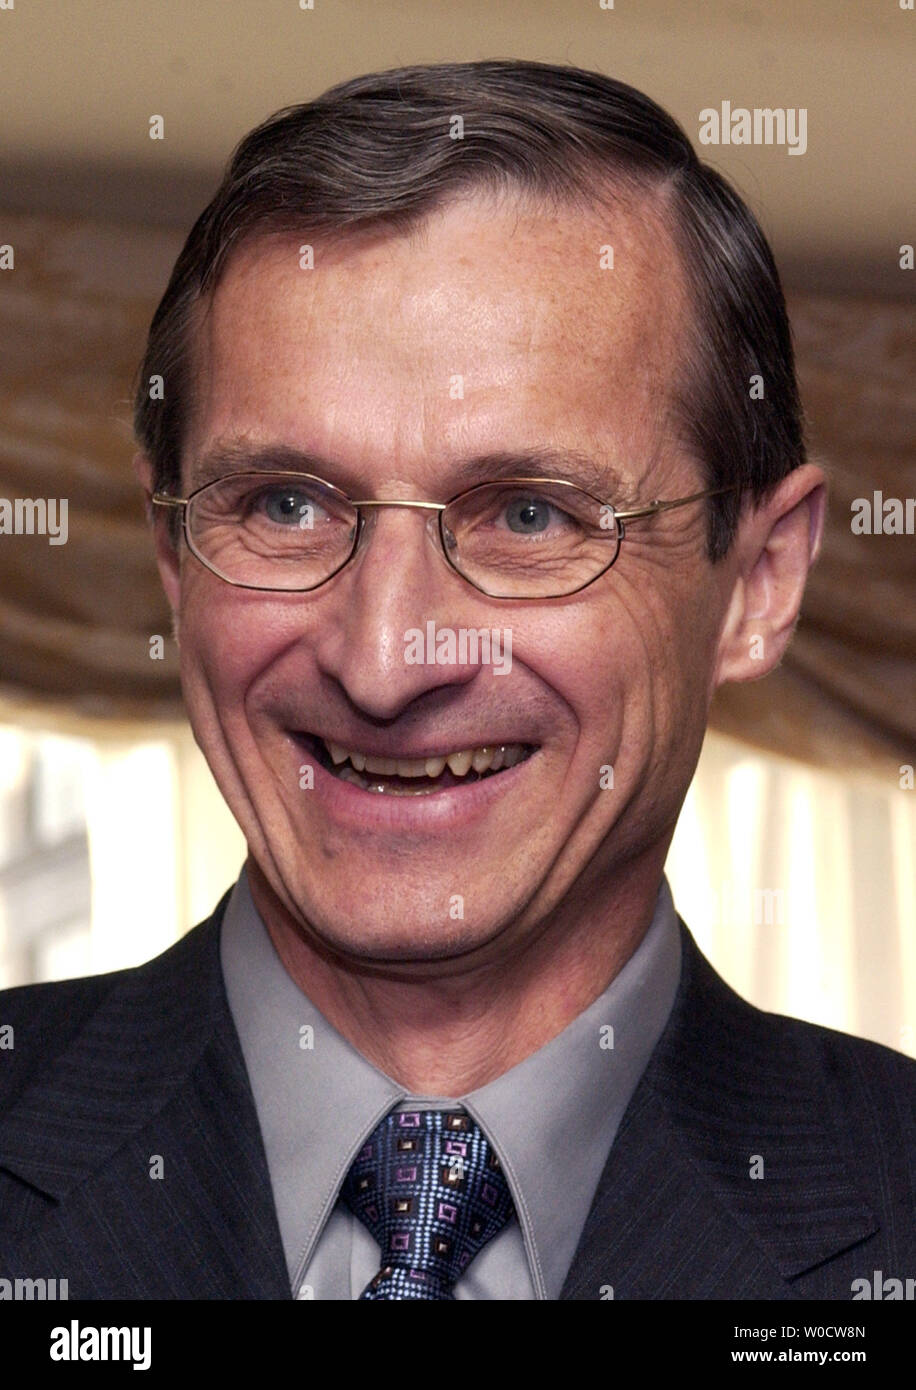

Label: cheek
[178,575,293,716]
[556,584,702,764]
[536,606,646,753]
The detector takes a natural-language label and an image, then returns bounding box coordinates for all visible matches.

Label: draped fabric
[0,211,913,772]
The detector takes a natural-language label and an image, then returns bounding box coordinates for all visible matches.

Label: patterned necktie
[340,1109,514,1300]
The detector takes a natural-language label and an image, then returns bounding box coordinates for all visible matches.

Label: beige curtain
[667,730,916,1059]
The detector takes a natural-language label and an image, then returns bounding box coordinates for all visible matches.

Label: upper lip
[294,730,537,760]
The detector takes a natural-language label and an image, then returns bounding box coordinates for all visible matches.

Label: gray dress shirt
[220,867,682,1300]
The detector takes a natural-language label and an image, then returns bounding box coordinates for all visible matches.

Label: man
[0,61,913,1301]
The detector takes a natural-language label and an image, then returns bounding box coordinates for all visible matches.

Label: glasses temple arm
[613,486,737,522]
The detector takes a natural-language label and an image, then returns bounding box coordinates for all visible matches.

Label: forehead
[184,186,691,490]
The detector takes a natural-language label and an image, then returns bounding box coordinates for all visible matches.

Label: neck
[247,853,667,1094]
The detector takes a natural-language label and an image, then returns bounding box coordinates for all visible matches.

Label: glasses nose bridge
[351,496,449,556]
[353,498,446,515]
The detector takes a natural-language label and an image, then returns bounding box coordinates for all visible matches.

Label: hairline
[175,172,703,503]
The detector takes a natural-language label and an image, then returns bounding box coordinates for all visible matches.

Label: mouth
[294,732,537,797]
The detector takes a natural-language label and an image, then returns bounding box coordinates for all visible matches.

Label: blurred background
[0,1,913,1053]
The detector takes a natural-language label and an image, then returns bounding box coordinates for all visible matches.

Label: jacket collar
[560,922,879,1297]
[0,901,879,1295]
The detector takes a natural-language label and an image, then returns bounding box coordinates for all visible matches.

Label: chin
[295,900,499,969]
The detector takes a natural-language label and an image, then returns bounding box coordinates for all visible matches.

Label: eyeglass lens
[186,473,622,596]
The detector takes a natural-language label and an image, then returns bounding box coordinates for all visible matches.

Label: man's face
[171,190,733,968]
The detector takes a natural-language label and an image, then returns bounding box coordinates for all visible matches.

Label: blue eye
[261,489,315,525]
[505,497,552,533]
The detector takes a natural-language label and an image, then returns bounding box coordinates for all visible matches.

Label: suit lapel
[561,924,879,1299]
[0,903,290,1299]
[1,904,881,1300]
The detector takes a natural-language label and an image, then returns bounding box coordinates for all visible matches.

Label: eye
[503,494,575,535]
[506,496,548,533]
[255,486,325,528]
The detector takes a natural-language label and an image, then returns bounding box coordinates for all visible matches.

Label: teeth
[472,746,494,772]
[397,757,431,777]
[318,736,531,781]
[336,765,441,797]
[446,749,474,777]
[364,755,398,774]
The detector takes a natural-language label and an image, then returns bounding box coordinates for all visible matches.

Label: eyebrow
[188,441,639,503]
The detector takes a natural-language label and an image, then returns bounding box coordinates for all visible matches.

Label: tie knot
[341,1109,514,1299]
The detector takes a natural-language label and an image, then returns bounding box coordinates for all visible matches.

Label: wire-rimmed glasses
[152,471,736,600]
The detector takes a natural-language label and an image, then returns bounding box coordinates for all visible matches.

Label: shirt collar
[220,866,681,1298]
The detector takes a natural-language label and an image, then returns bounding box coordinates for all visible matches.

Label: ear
[712,462,827,688]
[134,451,181,637]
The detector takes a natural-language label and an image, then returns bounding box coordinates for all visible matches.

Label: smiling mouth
[295,733,537,796]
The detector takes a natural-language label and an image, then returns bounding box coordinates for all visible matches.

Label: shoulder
[761,1005,916,1131]
[0,968,125,1110]
[664,923,916,1127]
[0,891,231,1111]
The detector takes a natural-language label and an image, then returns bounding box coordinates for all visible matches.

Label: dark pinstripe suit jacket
[0,892,914,1299]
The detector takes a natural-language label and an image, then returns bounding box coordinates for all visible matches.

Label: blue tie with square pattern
[341,1109,514,1299]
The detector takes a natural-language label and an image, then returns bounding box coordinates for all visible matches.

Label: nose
[312,503,482,721]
